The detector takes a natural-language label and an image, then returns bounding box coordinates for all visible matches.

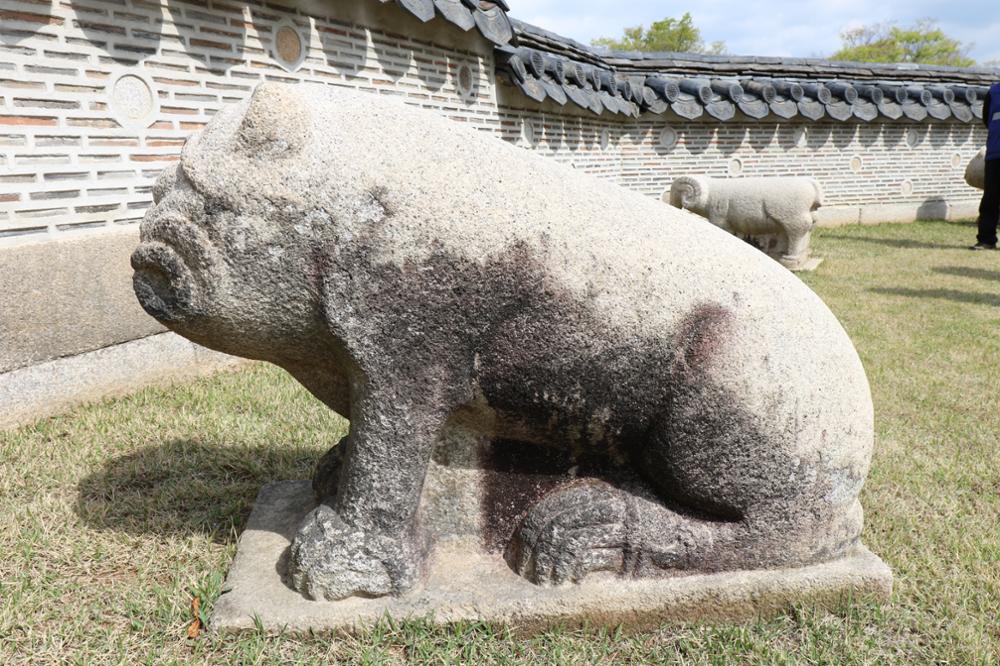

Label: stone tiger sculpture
[132,83,874,601]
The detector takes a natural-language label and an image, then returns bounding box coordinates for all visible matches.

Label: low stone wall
[0,227,239,427]
[815,199,979,227]
[0,227,162,373]
[495,86,985,216]
[0,331,240,429]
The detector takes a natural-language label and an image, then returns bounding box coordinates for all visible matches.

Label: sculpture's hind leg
[627,373,862,574]
[508,479,744,585]
[510,379,863,584]
[508,476,863,586]
[509,302,866,586]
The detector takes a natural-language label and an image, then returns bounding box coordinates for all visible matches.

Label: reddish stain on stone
[674,303,734,370]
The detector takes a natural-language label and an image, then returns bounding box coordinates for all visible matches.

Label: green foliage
[592,12,726,55]
[831,19,974,67]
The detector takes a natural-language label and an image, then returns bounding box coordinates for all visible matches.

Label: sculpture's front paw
[288,504,413,600]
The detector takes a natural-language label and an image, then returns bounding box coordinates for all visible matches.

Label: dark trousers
[978,158,1000,245]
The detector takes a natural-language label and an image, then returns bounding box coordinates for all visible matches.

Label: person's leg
[977,159,1000,246]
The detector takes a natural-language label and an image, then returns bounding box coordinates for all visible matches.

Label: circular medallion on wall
[850,155,863,173]
[272,18,306,72]
[900,179,914,196]
[456,62,477,102]
[522,118,537,146]
[107,70,159,130]
[905,127,921,148]
[658,126,678,150]
[728,157,744,176]
[599,128,610,150]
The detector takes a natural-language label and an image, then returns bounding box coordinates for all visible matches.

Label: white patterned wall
[0,0,497,242]
[0,0,987,245]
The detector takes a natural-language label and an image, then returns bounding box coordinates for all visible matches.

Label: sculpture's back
[133,83,883,608]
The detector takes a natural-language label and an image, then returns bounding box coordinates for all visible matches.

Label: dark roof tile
[385,0,516,46]
[432,0,476,31]
[825,100,853,121]
[671,97,704,119]
[876,99,904,120]
[950,103,973,123]
[797,100,825,121]
[705,99,736,121]
[769,98,798,119]
[483,17,995,124]
[901,101,929,122]
[852,99,879,122]
[926,101,952,120]
[737,96,770,119]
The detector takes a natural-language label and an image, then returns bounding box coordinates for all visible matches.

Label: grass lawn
[2,219,998,664]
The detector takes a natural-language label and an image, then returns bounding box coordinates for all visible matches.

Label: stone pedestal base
[210,481,893,634]
[789,256,824,272]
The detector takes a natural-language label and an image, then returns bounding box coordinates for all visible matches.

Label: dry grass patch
[2,219,998,664]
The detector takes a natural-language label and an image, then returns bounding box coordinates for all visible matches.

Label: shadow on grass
[870,287,1000,307]
[822,234,966,250]
[933,266,1000,282]
[75,439,318,544]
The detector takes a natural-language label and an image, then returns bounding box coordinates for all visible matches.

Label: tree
[831,19,974,67]
[592,13,726,55]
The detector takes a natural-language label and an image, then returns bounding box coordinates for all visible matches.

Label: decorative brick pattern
[496,92,987,207]
[0,0,495,241]
[0,0,986,244]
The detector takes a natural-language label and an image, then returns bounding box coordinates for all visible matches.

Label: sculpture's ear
[237,83,311,157]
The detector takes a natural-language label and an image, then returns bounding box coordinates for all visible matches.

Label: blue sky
[511,1,999,64]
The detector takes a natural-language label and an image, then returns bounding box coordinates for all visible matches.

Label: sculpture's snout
[137,209,214,271]
[131,240,196,323]
[131,187,218,325]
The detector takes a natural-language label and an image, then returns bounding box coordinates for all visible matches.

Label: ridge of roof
[511,18,1000,85]
[496,41,988,123]
[378,2,995,121]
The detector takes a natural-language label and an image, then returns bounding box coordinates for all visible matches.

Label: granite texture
[666,176,823,269]
[133,82,881,604]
